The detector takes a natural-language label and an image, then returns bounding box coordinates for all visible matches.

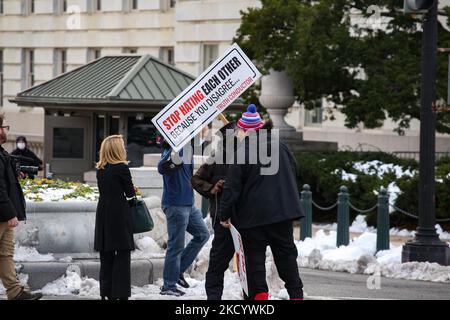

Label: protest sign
[230,224,249,296]
[152,43,261,151]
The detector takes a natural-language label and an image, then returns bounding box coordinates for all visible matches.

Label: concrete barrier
[15,197,168,254]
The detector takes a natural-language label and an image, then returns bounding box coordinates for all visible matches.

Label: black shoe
[177,274,190,289]
[13,290,43,300]
[160,287,185,297]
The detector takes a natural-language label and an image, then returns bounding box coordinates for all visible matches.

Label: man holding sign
[219,110,305,300]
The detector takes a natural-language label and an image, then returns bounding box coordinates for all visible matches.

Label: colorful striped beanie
[237,104,265,132]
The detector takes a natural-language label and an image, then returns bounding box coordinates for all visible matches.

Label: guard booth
[10,55,197,181]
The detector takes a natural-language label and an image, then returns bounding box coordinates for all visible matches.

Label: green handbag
[129,197,154,234]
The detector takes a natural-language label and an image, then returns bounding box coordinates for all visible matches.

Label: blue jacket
[158,148,194,207]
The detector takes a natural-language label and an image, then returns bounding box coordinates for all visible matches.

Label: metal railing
[299,184,450,252]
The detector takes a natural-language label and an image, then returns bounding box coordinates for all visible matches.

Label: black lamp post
[402,0,450,265]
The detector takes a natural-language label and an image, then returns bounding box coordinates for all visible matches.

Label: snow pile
[297,230,450,282]
[37,268,246,300]
[131,271,244,300]
[14,245,55,262]
[389,228,416,238]
[349,215,375,233]
[41,270,99,297]
[132,237,164,259]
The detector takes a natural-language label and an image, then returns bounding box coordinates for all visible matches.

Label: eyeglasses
[0,126,10,131]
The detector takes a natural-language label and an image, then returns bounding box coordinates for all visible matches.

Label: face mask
[17,142,26,150]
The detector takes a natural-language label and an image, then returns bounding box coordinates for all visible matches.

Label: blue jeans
[162,205,210,289]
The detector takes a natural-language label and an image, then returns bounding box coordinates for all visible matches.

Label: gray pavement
[2,267,449,300]
[299,267,450,300]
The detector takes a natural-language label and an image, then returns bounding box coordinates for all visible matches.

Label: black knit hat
[16,136,27,144]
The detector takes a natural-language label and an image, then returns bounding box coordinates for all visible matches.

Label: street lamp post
[402,0,450,265]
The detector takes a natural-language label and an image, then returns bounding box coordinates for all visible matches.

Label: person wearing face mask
[11,136,43,179]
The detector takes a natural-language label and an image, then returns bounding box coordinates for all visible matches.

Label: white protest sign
[230,224,249,296]
[151,43,261,151]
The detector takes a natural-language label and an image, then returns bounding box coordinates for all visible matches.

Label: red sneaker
[253,292,269,300]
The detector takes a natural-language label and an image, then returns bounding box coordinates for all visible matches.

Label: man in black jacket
[218,106,304,300]
[0,114,42,300]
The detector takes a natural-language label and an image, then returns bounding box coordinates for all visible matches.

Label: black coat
[191,161,229,222]
[219,135,304,229]
[0,147,26,222]
[11,147,43,169]
[94,163,136,252]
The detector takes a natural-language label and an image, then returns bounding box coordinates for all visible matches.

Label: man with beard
[0,114,42,300]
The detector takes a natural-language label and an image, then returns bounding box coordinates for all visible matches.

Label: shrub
[294,152,449,229]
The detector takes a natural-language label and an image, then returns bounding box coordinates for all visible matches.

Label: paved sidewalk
[2,267,449,300]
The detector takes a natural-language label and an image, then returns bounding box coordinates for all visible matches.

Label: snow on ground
[37,269,247,300]
[14,245,55,262]
[296,230,450,283]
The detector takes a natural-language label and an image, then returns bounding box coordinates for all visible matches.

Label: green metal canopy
[11,55,196,107]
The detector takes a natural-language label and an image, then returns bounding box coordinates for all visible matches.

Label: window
[202,44,218,71]
[95,114,119,161]
[123,0,138,12]
[0,50,3,106]
[53,128,84,159]
[54,0,67,14]
[0,0,4,14]
[22,0,35,14]
[54,49,67,76]
[170,0,176,8]
[123,48,138,54]
[159,47,174,66]
[87,48,101,62]
[23,49,35,89]
[305,106,323,126]
[88,0,101,13]
[127,115,160,167]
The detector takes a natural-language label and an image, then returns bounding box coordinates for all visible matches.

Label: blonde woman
[94,135,135,300]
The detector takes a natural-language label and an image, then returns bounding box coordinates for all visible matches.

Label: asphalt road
[2,268,449,300]
[299,268,450,300]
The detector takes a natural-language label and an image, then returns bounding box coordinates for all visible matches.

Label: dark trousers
[99,250,131,299]
[205,221,236,300]
[240,220,303,300]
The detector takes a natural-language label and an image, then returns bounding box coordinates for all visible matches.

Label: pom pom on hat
[237,104,265,132]
[247,104,257,113]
